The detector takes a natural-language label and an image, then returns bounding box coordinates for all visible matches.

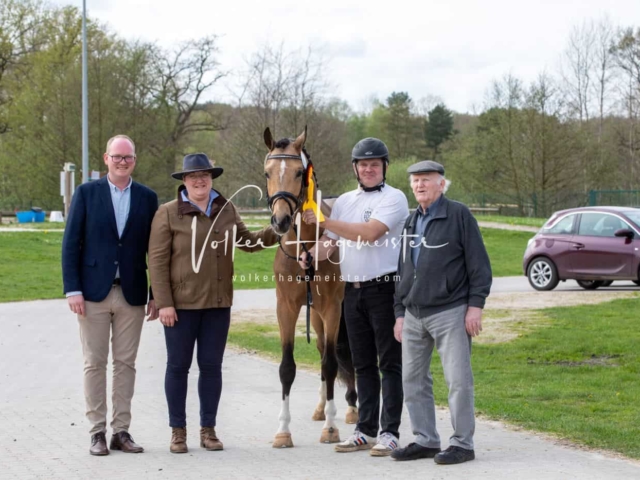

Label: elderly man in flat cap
[391,160,492,465]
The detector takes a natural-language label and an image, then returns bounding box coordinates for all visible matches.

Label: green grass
[0,221,65,230]
[474,214,546,227]
[229,323,321,366]
[0,232,65,302]
[481,227,532,277]
[0,227,531,302]
[471,297,640,458]
[228,297,640,459]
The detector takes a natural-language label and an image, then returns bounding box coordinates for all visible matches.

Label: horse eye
[265,173,270,179]
[295,170,303,179]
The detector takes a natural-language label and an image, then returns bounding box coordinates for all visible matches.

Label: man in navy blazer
[62,134,159,456]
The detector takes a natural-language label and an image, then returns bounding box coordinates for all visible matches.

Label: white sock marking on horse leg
[315,380,327,413]
[279,159,286,183]
[277,395,291,434]
[322,399,338,430]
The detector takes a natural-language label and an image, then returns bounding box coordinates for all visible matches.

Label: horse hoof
[311,409,326,421]
[320,427,340,444]
[272,432,294,448]
[345,406,358,424]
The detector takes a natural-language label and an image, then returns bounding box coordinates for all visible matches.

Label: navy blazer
[62,176,159,306]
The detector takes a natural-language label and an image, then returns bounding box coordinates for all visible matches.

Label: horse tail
[336,301,355,387]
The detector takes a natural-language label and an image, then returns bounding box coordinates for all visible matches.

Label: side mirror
[614,228,634,239]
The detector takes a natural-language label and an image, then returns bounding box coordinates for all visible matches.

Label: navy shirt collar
[416,194,443,217]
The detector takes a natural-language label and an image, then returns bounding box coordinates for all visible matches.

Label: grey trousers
[402,304,475,450]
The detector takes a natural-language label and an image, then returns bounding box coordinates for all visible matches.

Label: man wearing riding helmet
[300,138,409,457]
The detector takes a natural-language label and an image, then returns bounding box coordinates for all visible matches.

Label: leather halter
[264,153,308,218]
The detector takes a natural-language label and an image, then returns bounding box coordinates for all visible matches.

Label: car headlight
[527,237,534,248]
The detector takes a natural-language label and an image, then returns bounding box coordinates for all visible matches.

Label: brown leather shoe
[90,432,109,456]
[200,427,223,451]
[170,427,188,454]
[109,431,144,453]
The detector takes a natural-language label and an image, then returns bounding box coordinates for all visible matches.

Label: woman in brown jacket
[148,153,278,454]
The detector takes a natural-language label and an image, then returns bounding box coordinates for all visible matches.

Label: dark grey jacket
[393,195,492,319]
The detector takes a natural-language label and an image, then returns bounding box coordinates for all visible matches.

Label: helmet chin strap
[355,161,387,192]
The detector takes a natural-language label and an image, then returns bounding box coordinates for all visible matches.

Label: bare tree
[560,20,595,123]
[592,17,617,128]
[140,35,227,197]
[612,27,640,187]
[220,43,351,199]
[414,94,445,117]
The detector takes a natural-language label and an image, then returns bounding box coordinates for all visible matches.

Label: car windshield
[622,211,640,228]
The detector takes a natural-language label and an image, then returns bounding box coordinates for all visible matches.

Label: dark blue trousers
[164,307,230,428]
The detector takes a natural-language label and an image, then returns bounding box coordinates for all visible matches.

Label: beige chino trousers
[78,285,145,435]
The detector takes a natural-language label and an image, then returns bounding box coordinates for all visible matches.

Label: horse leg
[337,301,358,424]
[311,310,326,421]
[312,380,327,421]
[319,304,341,444]
[273,303,300,449]
[344,382,358,424]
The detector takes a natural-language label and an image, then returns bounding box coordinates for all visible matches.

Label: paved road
[1,299,639,479]
[233,278,640,312]
[477,221,539,233]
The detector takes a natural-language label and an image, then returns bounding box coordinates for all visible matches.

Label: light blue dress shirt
[181,189,219,216]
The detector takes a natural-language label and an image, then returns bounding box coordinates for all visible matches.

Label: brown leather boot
[90,432,109,456]
[170,427,188,454]
[200,427,223,451]
[109,431,144,453]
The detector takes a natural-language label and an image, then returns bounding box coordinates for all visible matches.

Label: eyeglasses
[108,154,136,164]
[185,172,211,181]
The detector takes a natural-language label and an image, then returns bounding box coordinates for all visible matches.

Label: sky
[56,0,640,113]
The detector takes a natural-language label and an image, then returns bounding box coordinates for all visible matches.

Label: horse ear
[292,125,307,151]
[263,127,275,151]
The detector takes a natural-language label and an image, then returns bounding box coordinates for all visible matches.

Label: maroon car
[523,206,640,291]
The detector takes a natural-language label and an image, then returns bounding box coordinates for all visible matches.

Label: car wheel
[601,280,614,287]
[527,257,560,291]
[576,280,604,290]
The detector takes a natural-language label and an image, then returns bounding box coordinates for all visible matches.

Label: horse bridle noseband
[265,153,307,217]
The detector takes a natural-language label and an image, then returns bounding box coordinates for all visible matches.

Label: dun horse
[263,127,358,448]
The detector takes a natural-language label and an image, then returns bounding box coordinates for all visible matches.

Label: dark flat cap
[407,160,445,175]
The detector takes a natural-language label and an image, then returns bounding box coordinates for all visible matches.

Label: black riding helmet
[351,138,389,192]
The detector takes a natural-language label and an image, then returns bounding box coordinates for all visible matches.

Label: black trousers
[163,307,230,428]
[343,281,403,438]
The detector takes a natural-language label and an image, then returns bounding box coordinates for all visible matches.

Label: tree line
[1,1,639,217]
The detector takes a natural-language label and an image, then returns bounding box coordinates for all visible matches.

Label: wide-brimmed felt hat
[407,160,445,176]
[172,153,223,180]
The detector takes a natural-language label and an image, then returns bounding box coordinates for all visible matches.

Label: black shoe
[390,442,441,461]
[434,445,475,465]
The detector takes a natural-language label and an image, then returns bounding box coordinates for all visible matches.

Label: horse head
[263,126,308,235]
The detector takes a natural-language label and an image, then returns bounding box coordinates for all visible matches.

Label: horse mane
[274,137,312,161]
[274,138,291,149]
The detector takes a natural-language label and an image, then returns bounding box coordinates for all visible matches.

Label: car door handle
[572,243,585,250]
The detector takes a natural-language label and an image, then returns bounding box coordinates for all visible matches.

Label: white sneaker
[334,430,376,452]
[370,432,399,457]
